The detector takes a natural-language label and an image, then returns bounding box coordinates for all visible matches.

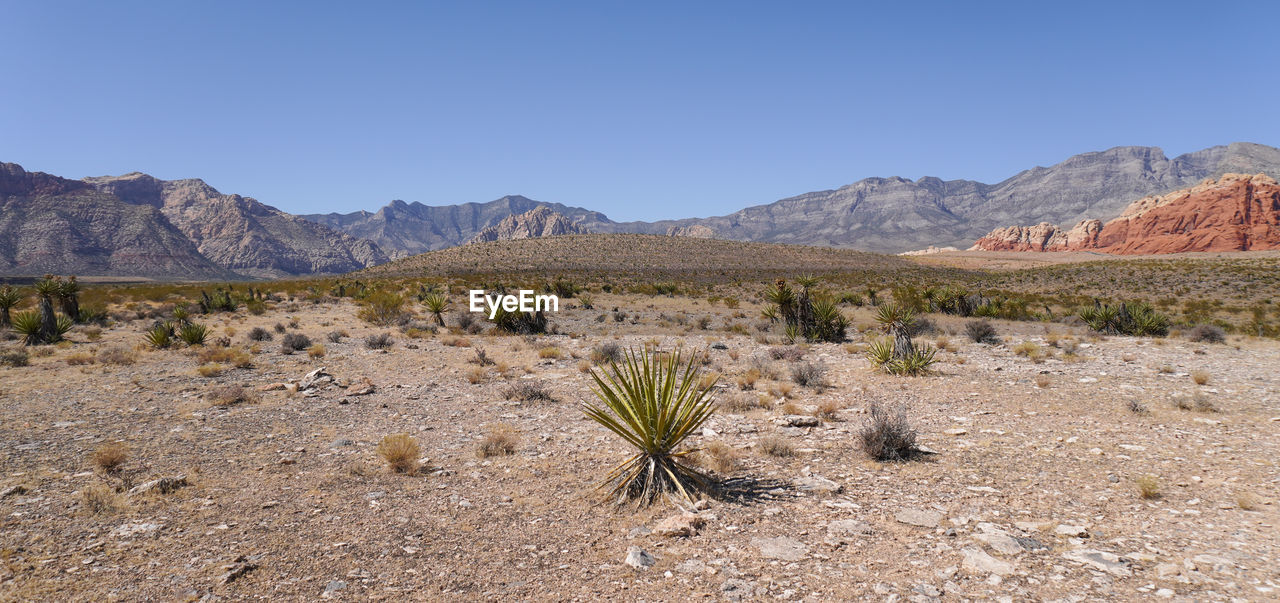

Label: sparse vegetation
[502,380,555,402]
[476,425,519,458]
[1136,474,1161,499]
[377,433,421,474]
[790,361,828,388]
[281,332,312,354]
[359,291,408,326]
[965,319,999,344]
[1191,370,1210,385]
[91,442,129,473]
[858,402,918,461]
[757,435,794,457]
[364,332,394,350]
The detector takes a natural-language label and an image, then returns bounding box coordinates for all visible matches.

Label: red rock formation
[970,174,1280,254]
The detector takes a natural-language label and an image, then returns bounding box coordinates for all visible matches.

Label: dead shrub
[80,484,125,515]
[207,384,257,407]
[757,435,794,457]
[858,402,918,461]
[476,425,519,458]
[377,433,420,474]
[91,442,128,473]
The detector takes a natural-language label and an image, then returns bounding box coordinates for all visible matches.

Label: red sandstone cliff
[970,174,1280,253]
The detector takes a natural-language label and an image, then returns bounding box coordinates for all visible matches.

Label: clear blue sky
[2,1,1277,221]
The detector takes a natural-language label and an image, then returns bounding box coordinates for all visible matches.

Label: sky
[2,1,1278,222]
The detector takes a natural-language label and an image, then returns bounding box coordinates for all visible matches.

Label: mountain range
[3,142,1279,279]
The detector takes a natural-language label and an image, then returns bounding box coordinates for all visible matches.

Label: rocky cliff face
[0,163,238,280]
[303,196,610,256]
[84,172,388,278]
[970,173,1280,254]
[469,207,588,243]
[588,143,1280,253]
[665,224,715,238]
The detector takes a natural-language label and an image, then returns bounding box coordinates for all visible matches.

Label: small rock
[127,475,188,496]
[795,476,842,494]
[975,530,1026,556]
[961,546,1014,576]
[330,439,354,448]
[1190,554,1234,573]
[348,377,376,396]
[1054,524,1088,537]
[626,526,651,539]
[827,519,875,536]
[775,415,820,428]
[257,382,288,392]
[752,536,808,561]
[1155,562,1181,578]
[219,556,257,585]
[321,580,347,598]
[0,485,27,498]
[944,428,968,436]
[653,512,706,538]
[711,342,728,350]
[721,578,754,601]
[675,559,707,574]
[624,546,656,570]
[913,583,941,598]
[299,367,334,391]
[896,508,943,528]
[1061,549,1131,576]
[1155,588,1175,598]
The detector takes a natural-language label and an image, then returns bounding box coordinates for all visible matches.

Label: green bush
[178,323,210,346]
[1080,301,1169,337]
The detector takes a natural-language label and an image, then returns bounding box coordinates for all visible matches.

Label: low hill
[358,233,922,279]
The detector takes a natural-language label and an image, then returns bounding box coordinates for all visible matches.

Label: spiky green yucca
[145,323,173,349]
[422,293,449,326]
[583,348,718,506]
[11,311,43,346]
[0,285,21,328]
[178,322,209,346]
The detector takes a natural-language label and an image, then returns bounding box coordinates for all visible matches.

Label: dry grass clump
[858,402,918,461]
[965,319,999,344]
[735,368,760,390]
[442,335,471,347]
[65,352,96,366]
[207,384,257,407]
[1190,370,1210,386]
[1013,341,1049,363]
[590,341,622,365]
[814,400,841,421]
[465,367,487,384]
[790,361,828,389]
[502,381,555,402]
[1136,474,1161,499]
[476,425,519,458]
[326,330,347,343]
[1034,374,1052,388]
[538,346,562,359]
[197,346,252,368]
[757,435,794,457]
[1127,399,1149,414]
[0,347,30,367]
[767,382,794,399]
[364,332,394,350]
[196,363,224,377]
[80,484,125,515]
[1175,392,1216,412]
[1185,324,1225,344]
[91,442,128,473]
[377,433,420,474]
[307,344,326,359]
[1234,490,1259,511]
[97,346,136,366]
[698,440,742,473]
[718,391,771,413]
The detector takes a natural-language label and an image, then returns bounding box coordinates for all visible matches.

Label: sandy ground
[1,295,1278,601]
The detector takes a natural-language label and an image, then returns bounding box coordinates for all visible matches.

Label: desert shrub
[790,361,828,388]
[246,299,267,315]
[582,347,716,505]
[490,305,548,334]
[768,346,805,362]
[761,279,848,343]
[178,322,209,346]
[200,288,237,313]
[538,346,561,359]
[280,333,312,354]
[196,363,224,377]
[718,391,771,413]
[476,425,519,458]
[549,278,578,299]
[502,381,555,402]
[79,484,125,515]
[1185,324,1225,344]
[247,327,273,341]
[1136,474,1161,499]
[1079,301,1169,337]
[1191,370,1210,386]
[91,443,128,473]
[307,344,326,359]
[965,319,999,344]
[858,402,918,461]
[1034,374,1052,388]
[364,332,394,350]
[578,293,594,309]
[1127,399,1148,414]
[0,347,30,367]
[735,368,760,390]
[698,440,742,473]
[465,366,486,384]
[590,341,623,365]
[470,347,494,366]
[0,284,21,328]
[96,346,135,365]
[273,322,287,333]
[206,384,256,407]
[64,352,95,365]
[326,330,347,343]
[359,291,407,326]
[377,433,421,474]
[757,435,794,457]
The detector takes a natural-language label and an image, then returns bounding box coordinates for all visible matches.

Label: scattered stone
[110,522,163,538]
[347,377,376,396]
[1013,536,1047,551]
[0,485,26,498]
[944,428,968,436]
[219,556,257,585]
[1155,562,1181,578]
[624,546,656,570]
[127,475,188,496]
[721,578,754,601]
[913,583,941,597]
[711,342,728,350]
[827,519,875,536]
[627,526,651,539]
[961,546,1014,576]
[1190,554,1234,573]
[1155,588,1175,598]
[1054,524,1088,537]
[752,536,808,561]
[1061,549,1131,576]
[653,512,706,538]
[975,529,1026,555]
[675,559,707,574]
[896,508,943,528]
[795,476,842,494]
[330,438,354,448]
[258,382,288,392]
[299,367,335,391]
[775,415,820,428]
[321,580,347,598]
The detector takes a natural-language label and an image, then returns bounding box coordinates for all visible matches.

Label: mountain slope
[971,173,1280,254]
[85,172,388,278]
[469,207,588,243]
[0,163,237,280]
[302,195,610,257]
[588,142,1280,252]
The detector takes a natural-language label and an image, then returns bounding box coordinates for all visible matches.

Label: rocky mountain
[586,142,1280,253]
[302,195,609,257]
[468,206,588,244]
[84,172,388,279]
[970,173,1280,253]
[0,163,237,280]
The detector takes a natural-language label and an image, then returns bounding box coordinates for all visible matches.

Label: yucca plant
[34,276,59,344]
[56,276,80,323]
[178,322,209,346]
[11,311,43,346]
[891,346,937,376]
[865,337,894,366]
[582,347,718,506]
[0,284,21,328]
[145,323,173,349]
[874,302,917,360]
[422,293,449,326]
